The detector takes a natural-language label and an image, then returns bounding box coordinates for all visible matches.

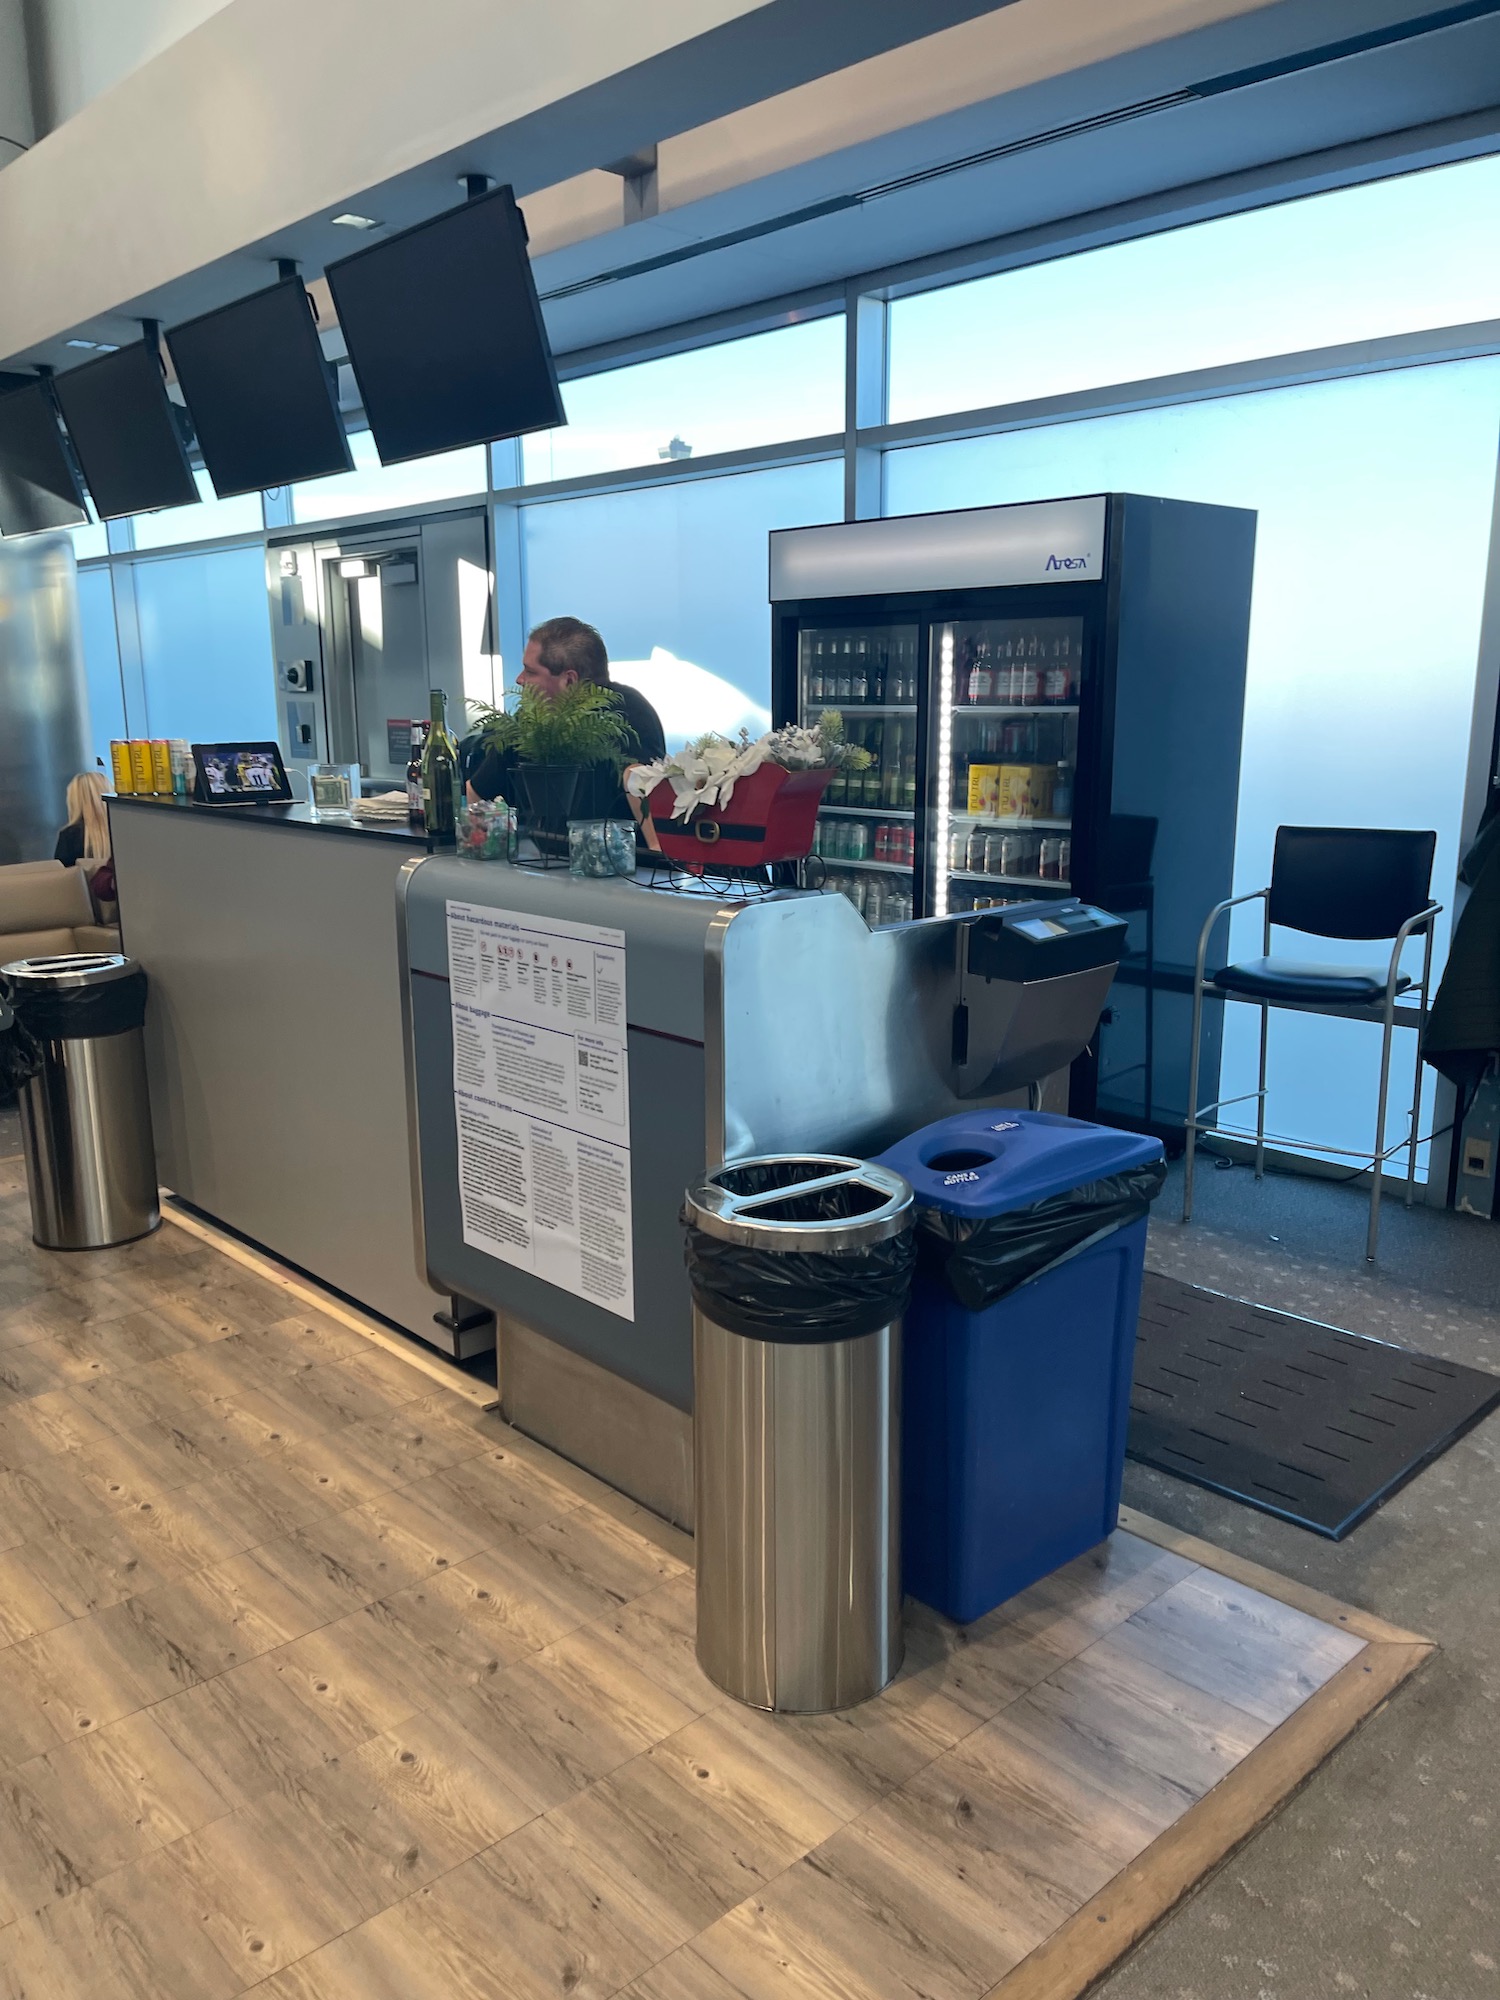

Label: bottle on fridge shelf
[808,639,825,705]
[901,744,917,811]
[1043,641,1070,707]
[966,641,993,706]
[880,722,899,807]
[869,640,886,705]
[853,639,869,705]
[864,728,888,804]
[838,642,854,704]
[1051,762,1074,817]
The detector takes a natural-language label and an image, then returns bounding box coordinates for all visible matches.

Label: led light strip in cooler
[934,627,953,919]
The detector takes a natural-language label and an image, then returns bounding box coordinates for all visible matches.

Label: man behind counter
[466,616,665,822]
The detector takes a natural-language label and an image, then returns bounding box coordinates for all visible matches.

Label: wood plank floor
[0,1154,1425,2000]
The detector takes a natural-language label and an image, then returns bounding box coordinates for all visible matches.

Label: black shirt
[468,681,666,821]
[55,820,85,867]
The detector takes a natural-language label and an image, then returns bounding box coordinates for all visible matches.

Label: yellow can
[109,740,134,794]
[150,739,172,794]
[129,739,154,794]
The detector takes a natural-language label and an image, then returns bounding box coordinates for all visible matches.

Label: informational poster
[446,901,633,1320]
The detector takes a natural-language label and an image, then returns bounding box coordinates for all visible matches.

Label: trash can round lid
[684,1154,913,1253]
[0,952,137,990]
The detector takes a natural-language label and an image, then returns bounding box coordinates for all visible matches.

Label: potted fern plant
[476,684,632,842]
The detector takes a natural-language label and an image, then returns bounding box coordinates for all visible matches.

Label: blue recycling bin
[875,1108,1164,1625]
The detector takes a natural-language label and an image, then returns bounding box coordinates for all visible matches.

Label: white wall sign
[446,900,633,1321]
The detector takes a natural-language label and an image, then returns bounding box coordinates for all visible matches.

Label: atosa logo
[1044,552,1090,572]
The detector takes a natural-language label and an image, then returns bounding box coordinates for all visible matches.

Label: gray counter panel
[111,801,442,1342]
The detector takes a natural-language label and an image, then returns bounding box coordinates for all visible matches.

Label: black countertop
[108,794,432,847]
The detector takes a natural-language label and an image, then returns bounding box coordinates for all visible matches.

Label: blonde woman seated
[55,770,116,908]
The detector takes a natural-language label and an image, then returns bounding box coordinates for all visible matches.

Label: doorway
[265,509,497,787]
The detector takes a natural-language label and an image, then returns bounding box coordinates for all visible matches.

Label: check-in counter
[399,855,1124,1524]
[108,796,473,1354]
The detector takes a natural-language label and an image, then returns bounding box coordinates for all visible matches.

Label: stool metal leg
[1254,1002,1269,1182]
[1405,923,1435,1207]
[1184,968,1204,1224]
[1369,982,1400,1264]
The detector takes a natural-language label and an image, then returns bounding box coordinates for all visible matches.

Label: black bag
[914,1159,1167,1313]
[6,967,147,1044]
[0,997,42,1094]
[684,1208,916,1345]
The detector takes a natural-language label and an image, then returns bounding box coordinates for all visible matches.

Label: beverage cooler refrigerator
[770,494,1257,1134]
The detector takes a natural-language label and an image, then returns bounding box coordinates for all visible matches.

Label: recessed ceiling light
[331,212,381,230]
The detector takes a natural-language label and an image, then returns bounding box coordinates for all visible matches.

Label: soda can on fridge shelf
[1039,836,1063,880]
[848,819,870,862]
[983,831,1007,876]
[966,825,989,874]
[999,834,1024,877]
[109,741,133,794]
[1057,837,1072,881]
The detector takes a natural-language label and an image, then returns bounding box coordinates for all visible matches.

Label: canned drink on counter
[129,739,154,793]
[109,741,133,794]
[149,739,172,794]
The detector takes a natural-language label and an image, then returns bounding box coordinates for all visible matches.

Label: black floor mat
[1127,1271,1500,1538]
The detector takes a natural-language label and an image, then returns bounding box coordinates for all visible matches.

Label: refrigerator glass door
[797,618,921,928]
[927,614,1083,918]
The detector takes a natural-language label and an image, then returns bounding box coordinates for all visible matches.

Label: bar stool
[1183,826,1441,1262]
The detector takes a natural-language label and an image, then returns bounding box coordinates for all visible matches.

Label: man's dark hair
[529,616,609,686]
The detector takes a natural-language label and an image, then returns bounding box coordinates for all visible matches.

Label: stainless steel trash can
[683,1155,915,1714]
[3,954,159,1249]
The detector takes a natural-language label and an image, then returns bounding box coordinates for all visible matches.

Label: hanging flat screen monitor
[0,379,88,536]
[326,183,564,464]
[165,278,352,497]
[53,340,199,520]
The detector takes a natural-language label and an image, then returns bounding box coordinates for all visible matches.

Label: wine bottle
[421,689,459,842]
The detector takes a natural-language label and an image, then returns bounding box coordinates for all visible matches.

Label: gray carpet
[1102,1158,1500,2000]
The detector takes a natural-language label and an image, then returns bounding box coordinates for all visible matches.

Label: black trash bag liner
[684,1219,916,1346]
[915,1158,1167,1313]
[0,998,42,1093]
[7,967,148,1043]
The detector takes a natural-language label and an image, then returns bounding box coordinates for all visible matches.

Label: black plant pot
[516,763,582,840]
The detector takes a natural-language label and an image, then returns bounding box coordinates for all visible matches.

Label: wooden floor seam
[0,1163,1433,2000]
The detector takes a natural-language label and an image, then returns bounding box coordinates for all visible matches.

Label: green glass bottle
[421,688,459,842]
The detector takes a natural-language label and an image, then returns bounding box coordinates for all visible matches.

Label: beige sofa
[0,861,122,963]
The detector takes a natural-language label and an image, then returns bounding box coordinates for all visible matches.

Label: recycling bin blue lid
[874,1108,1164,1219]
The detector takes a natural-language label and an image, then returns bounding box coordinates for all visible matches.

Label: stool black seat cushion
[1213,957,1413,1005]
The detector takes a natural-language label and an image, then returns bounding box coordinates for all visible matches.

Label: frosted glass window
[889,156,1500,423]
[519,318,844,485]
[76,566,126,769]
[885,360,1500,1173]
[130,466,264,550]
[131,545,276,742]
[520,460,841,747]
[292,426,486,523]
